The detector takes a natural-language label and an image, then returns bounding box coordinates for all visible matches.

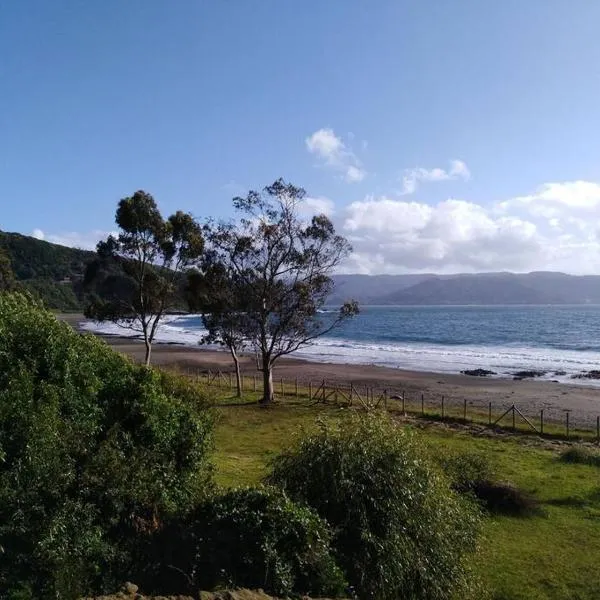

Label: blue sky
[2,1,600,273]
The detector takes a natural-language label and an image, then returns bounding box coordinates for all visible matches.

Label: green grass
[212,393,600,600]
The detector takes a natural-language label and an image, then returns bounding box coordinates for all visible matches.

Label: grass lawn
[212,394,600,600]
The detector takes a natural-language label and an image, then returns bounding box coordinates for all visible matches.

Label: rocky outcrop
[460,369,496,377]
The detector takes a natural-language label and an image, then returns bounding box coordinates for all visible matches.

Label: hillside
[0,231,95,310]
[4,230,600,309]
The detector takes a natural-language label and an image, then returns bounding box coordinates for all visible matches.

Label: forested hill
[0,231,95,311]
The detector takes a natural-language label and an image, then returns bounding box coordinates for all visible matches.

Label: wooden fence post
[441,395,444,418]
[402,390,405,415]
[540,409,544,435]
[421,393,424,416]
[281,378,284,397]
[512,405,516,431]
[597,416,599,445]
[309,380,312,400]
[463,399,467,421]
[253,376,257,392]
[228,372,232,389]
[384,389,388,410]
[350,383,354,405]
[566,411,570,439]
[322,379,326,403]
[295,378,298,397]
[488,402,492,426]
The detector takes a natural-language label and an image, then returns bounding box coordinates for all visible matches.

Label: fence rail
[184,367,600,444]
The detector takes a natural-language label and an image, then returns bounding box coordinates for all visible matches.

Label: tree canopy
[192,179,358,403]
[85,191,204,364]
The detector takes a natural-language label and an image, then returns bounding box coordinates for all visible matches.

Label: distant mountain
[4,229,600,309]
[0,231,95,311]
[331,272,600,305]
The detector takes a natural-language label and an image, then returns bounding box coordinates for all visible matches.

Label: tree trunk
[143,337,152,366]
[230,346,242,398]
[260,362,274,404]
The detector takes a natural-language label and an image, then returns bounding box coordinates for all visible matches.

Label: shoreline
[60,314,600,428]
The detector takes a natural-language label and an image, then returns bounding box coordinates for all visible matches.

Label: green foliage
[0,231,94,310]
[268,414,482,600]
[205,179,358,403]
[85,191,204,365]
[440,451,496,494]
[0,248,15,291]
[440,452,541,517]
[146,487,346,598]
[0,293,215,598]
[559,446,600,467]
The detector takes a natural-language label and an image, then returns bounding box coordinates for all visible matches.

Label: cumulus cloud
[306,128,366,183]
[328,179,600,275]
[401,159,471,195]
[300,196,335,217]
[31,229,114,250]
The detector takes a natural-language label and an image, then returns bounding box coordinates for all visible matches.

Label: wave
[79,314,600,387]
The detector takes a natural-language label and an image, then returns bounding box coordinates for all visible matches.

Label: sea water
[80,305,600,385]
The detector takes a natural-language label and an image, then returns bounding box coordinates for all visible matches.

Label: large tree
[203,179,358,404]
[85,190,204,365]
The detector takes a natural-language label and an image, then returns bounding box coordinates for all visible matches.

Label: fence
[186,367,600,444]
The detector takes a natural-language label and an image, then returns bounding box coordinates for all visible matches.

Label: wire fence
[185,367,600,444]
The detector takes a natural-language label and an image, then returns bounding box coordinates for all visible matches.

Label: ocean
[80,305,600,386]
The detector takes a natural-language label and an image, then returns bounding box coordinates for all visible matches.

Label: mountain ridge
[2,230,600,308]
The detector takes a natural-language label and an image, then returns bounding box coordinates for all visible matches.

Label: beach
[61,314,600,429]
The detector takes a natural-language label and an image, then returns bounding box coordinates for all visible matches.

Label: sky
[2,1,600,274]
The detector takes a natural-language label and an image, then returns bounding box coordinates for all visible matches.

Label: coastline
[60,314,600,428]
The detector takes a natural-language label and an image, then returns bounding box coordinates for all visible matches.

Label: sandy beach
[60,313,600,429]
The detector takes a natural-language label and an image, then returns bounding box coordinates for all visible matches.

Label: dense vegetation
[0,293,493,599]
[0,293,215,598]
[0,231,94,310]
[269,415,481,600]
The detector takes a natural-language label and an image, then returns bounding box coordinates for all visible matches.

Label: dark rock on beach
[571,370,600,380]
[512,370,547,379]
[461,369,497,377]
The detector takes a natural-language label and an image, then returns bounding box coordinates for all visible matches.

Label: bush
[440,452,539,517]
[145,487,346,598]
[439,452,495,494]
[0,293,215,598]
[268,414,481,600]
[560,446,600,467]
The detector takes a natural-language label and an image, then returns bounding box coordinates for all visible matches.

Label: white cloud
[301,196,335,217]
[31,229,114,250]
[328,178,600,275]
[401,159,471,195]
[306,128,366,183]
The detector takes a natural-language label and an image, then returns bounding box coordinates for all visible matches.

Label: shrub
[560,446,600,467]
[145,487,346,598]
[440,452,540,517]
[268,414,481,600]
[0,293,215,598]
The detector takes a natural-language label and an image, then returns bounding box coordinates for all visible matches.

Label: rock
[572,370,600,380]
[123,583,139,596]
[553,370,567,376]
[460,369,496,377]
[512,370,546,379]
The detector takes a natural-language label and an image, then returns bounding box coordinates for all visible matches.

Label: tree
[84,191,204,365]
[204,179,358,404]
[269,414,482,600]
[187,261,249,397]
[0,248,15,291]
[0,293,215,598]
